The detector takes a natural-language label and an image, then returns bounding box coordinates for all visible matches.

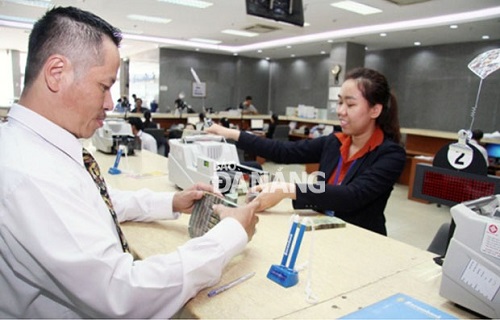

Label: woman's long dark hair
[344,67,401,144]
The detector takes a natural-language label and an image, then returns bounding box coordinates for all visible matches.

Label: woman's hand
[247,182,296,212]
[213,200,260,241]
[204,123,241,141]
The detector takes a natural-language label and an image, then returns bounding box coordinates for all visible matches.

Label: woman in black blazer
[206,68,405,235]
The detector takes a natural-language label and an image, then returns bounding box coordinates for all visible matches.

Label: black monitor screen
[486,143,500,158]
[246,0,304,27]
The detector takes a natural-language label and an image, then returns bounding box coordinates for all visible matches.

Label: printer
[168,134,270,194]
[440,195,500,318]
[92,119,136,155]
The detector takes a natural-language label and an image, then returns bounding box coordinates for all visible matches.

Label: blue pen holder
[267,264,298,288]
[108,167,121,175]
[267,215,305,288]
[108,148,123,175]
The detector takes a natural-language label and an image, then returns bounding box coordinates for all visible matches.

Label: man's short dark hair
[472,129,484,141]
[128,117,144,131]
[24,6,122,89]
[245,96,252,101]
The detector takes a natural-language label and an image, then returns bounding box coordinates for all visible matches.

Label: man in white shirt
[239,96,258,115]
[128,116,158,154]
[0,6,258,319]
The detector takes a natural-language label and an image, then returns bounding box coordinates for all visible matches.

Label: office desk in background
[93,149,477,319]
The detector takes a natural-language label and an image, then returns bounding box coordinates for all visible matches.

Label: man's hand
[172,183,220,213]
[213,200,260,241]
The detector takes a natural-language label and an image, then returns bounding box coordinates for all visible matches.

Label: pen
[207,272,255,298]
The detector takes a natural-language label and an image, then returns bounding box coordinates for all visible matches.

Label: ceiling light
[286,45,292,49]
[69,5,500,57]
[0,14,36,24]
[222,29,258,37]
[320,51,326,54]
[189,38,221,44]
[127,14,171,24]
[331,1,382,15]
[291,54,296,57]
[235,6,500,53]
[482,35,490,40]
[121,29,144,35]
[2,0,52,8]
[450,24,458,29]
[257,50,263,53]
[380,33,387,37]
[157,0,213,9]
[414,41,421,46]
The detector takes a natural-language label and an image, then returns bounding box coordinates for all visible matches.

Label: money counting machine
[92,119,135,155]
[168,134,270,194]
[440,195,500,318]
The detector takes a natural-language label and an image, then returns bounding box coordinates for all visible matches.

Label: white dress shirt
[469,139,489,164]
[138,130,158,154]
[0,104,247,318]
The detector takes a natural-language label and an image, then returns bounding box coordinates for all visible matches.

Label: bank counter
[93,149,478,319]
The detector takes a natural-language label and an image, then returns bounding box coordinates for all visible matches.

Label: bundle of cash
[188,192,237,238]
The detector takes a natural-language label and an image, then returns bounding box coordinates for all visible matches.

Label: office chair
[272,124,290,142]
[144,128,167,156]
[427,222,451,256]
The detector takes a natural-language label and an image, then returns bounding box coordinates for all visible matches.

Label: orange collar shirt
[327,127,384,185]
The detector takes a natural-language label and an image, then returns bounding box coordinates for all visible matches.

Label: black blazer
[237,131,406,235]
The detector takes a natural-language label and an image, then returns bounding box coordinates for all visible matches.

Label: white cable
[298,216,319,304]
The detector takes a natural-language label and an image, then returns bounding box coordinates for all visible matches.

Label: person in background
[130,97,146,114]
[114,98,124,112]
[239,96,258,115]
[207,67,406,236]
[309,124,326,138]
[196,112,209,131]
[470,129,489,164]
[0,7,259,318]
[143,110,158,129]
[220,117,231,128]
[150,99,159,112]
[128,117,158,154]
[266,113,279,139]
[120,95,130,112]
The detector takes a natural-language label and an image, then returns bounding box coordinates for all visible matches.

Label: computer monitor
[250,119,264,130]
[246,0,304,27]
[187,116,199,125]
[486,143,500,163]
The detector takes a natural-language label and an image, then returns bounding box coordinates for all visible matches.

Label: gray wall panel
[366,40,500,132]
[157,41,499,132]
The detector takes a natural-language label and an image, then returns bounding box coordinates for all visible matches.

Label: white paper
[460,259,500,301]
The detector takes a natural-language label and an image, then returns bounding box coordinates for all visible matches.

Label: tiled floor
[261,161,452,251]
[385,183,451,250]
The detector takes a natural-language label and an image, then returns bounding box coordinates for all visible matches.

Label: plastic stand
[267,215,305,288]
[267,265,298,288]
[108,148,123,175]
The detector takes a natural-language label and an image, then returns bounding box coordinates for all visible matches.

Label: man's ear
[44,55,67,93]
[370,103,383,119]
